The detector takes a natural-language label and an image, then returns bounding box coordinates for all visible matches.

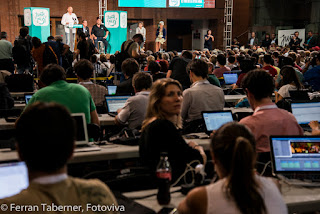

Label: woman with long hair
[275,65,303,103]
[155,21,166,52]
[178,122,287,214]
[139,78,206,180]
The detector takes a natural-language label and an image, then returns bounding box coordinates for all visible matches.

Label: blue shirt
[304,65,320,91]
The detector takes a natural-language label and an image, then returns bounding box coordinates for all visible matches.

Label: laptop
[223,73,238,85]
[289,90,310,101]
[72,113,101,152]
[202,111,235,135]
[291,102,320,131]
[0,162,29,199]
[105,95,131,117]
[24,93,34,104]
[107,86,117,95]
[270,136,320,186]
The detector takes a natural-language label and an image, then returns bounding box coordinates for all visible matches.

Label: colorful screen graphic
[118,0,215,8]
[118,0,167,8]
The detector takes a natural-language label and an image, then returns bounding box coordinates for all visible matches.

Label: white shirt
[278,84,297,99]
[136,27,146,40]
[32,173,68,184]
[61,13,79,33]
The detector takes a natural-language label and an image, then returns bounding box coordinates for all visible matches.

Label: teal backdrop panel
[104,11,127,54]
[24,7,50,43]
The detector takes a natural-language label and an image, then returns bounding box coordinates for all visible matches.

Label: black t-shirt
[152,72,166,82]
[116,78,134,95]
[77,40,89,60]
[91,24,109,37]
[139,119,203,180]
[168,57,191,89]
[204,35,213,48]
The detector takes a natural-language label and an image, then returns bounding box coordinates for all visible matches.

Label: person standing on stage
[204,30,214,50]
[91,17,109,54]
[156,21,166,52]
[77,20,90,40]
[136,21,146,49]
[61,6,78,52]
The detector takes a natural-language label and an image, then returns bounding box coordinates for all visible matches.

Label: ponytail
[227,137,266,214]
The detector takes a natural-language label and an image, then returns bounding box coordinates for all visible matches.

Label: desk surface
[123,182,320,213]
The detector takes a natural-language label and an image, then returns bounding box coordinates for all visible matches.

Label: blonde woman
[155,21,166,52]
[139,78,206,180]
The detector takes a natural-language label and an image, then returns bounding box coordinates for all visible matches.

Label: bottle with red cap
[156,152,172,205]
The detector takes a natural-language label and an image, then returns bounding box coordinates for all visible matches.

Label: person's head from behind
[90,54,98,63]
[263,54,273,66]
[187,59,208,82]
[217,54,227,66]
[181,51,193,60]
[74,59,93,81]
[100,54,108,63]
[19,27,29,38]
[132,72,153,93]
[146,55,155,65]
[241,69,275,108]
[132,34,144,45]
[122,58,139,78]
[162,53,170,61]
[142,78,183,130]
[280,65,302,90]
[40,64,66,86]
[1,32,7,39]
[31,37,42,48]
[55,35,63,43]
[47,36,55,41]
[239,59,255,73]
[207,62,214,73]
[280,56,294,68]
[211,122,266,214]
[148,61,161,75]
[15,102,75,174]
[228,55,236,64]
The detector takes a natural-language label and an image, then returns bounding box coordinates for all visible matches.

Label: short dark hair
[182,51,193,59]
[15,102,75,172]
[122,58,139,77]
[263,54,273,65]
[148,61,161,75]
[241,69,275,100]
[0,32,7,39]
[187,59,208,79]
[31,37,42,48]
[132,72,153,91]
[82,19,87,23]
[217,54,227,66]
[47,36,55,41]
[40,64,66,86]
[239,59,255,73]
[19,27,29,37]
[132,34,143,42]
[228,55,236,64]
[74,59,94,80]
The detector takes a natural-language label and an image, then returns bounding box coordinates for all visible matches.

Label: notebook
[223,73,238,85]
[24,93,34,104]
[0,162,29,199]
[270,136,320,186]
[107,86,117,95]
[72,113,101,152]
[202,111,234,134]
[105,95,131,117]
[291,102,320,131]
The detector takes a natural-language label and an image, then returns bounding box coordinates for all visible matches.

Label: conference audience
[148,61,166,82]
[178,122,287,214]
[139,78,206,180]
[0,103,118,213]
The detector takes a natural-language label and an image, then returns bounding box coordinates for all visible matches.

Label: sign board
[169,0,204,8]
[278,29,305,47]
[24,7,50,43]
[104,11,127,54]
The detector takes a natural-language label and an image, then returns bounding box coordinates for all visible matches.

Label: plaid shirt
[79,82,108,106]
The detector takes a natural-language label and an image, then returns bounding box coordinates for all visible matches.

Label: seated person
[304,54,320,91]
[239,69,303,166]
[115,72,152,130]
[262,54,277,77]
[232,58,255,90]
[148,61,166,82]
[75,59,108,109]
[207,62,220,87]
[0,103,118,213]
[213,54,230,78]
[116,58,139,95]
[181,59,224,125]
[178,122,287,214]
[275,65,303,103]
[27,64,99,125]
[139,78,207,180]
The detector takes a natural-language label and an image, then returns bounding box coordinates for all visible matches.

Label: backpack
[43,44,58,66]
[12,39,29,65]
[115,41,134,72]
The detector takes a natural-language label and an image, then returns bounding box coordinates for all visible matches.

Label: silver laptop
[291,102,320,131]
[202,111,235,135]
[72,113,101,152]
[0,162,29,199]
[270,136,320,186]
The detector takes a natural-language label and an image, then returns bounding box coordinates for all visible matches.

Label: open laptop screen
[71,113,88,145]
[24,95,33,104]
[0,162,29,199]
[270,136,320,172]
[202,111,234,132]
[107,86,117,95]
[223,73,238,85]
[291,102,320,124]
[105,96,131,113]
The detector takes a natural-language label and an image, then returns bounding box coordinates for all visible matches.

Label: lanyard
[254,104,277,114]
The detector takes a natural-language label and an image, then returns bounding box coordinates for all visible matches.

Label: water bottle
[156,152,172,205]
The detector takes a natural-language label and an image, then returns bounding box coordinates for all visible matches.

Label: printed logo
[24,9,32,26]
[169,0,180,7]
[120,12,127,28]
[105,12,119,28]
[32,9,49,26]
